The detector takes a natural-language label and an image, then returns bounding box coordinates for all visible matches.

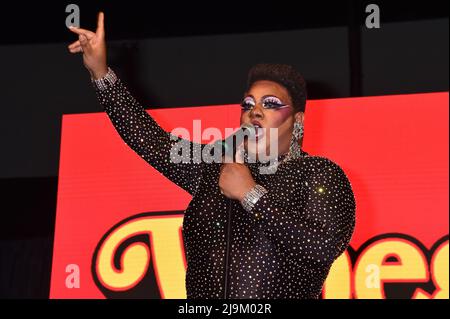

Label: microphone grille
[241,123,255,132]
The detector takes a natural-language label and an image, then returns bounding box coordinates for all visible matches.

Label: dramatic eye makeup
[241,96,256,111]
[261,96,289,109]
[241,95,290,111]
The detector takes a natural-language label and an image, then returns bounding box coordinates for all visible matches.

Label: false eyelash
[241,101,254,107]
[263,101,286,109]
[262,96,284,105]
[241,97,256,110]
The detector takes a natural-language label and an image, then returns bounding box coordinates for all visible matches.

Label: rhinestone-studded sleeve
[92,68,205,196]
[251,157,356,269]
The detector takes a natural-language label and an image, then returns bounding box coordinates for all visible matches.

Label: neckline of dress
[243,148,309,173]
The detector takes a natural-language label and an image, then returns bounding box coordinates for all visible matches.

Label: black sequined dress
[93,70,356,299]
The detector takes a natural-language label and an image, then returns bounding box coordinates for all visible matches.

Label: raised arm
[68,12,205,196]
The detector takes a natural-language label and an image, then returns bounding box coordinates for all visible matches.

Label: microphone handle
[221,124,253,161]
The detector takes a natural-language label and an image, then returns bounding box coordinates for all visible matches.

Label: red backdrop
[51,92,449,299]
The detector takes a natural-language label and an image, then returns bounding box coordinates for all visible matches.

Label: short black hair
[246,63,307,113]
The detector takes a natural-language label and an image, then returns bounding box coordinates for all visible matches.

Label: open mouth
[251,122,264,139]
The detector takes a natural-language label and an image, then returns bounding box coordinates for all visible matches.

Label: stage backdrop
[51,92,449,299]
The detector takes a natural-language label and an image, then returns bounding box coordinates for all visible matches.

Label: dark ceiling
[0,0,448,45]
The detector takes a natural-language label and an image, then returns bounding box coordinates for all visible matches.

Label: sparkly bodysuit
[93,69,356,299]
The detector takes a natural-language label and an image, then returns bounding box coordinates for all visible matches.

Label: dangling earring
[293,120,304,140]
[287,121,304,160]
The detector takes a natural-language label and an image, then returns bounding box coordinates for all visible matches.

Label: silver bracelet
[91,67,118,91]
[241,184,268,213]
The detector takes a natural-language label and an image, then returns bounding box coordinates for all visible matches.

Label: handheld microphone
[220,123,255,298]
[217,123,255,161]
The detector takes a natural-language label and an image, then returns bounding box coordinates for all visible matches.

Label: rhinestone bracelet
[91,67,118,91]
[241,184,268,213]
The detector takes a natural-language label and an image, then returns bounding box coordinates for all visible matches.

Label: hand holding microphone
[218,123,257,200]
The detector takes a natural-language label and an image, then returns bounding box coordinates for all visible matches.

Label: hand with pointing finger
[67,12,108,80]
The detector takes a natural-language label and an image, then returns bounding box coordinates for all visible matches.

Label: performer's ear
[294,111,304,123]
